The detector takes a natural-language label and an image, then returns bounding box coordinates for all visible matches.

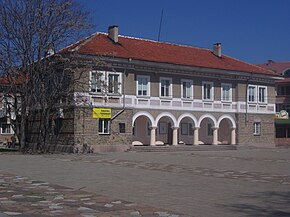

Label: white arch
[132,111,155,127]
[155,112,178,127]
[197,114,217,128]
[177,113,198,127]
[217,115,236,128]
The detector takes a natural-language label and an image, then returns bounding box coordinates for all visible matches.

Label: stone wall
[74,107,133,147]
[236,113,275,147]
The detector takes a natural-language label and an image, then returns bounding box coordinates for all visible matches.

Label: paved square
[0,148,290,217]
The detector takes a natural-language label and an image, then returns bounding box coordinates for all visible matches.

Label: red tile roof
[61,33,276,76]
[257,60,290,75]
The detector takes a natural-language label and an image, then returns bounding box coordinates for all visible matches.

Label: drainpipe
[245,72,253,126]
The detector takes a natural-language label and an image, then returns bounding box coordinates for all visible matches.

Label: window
[207,123,213,136]
[202,82,213,101]
[181,123,193,135]
[248,85,267,104]
[98,119,110,134]
[181,79,193,99]
[108,74,120,94]
[253,122,261,135]
[221,83,232,102]
[119,123,126,133]
[160,77,172,97]
[1,123,12,134]
[90,71,104,93]
[137,75,150,96]
[159,122,167,134]
[258,86,267,103]
[90,71,121,95]
[248,85,256,102]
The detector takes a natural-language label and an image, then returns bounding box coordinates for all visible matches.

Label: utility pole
[158,8,164,42]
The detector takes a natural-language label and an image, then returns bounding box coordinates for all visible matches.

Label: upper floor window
[108,74,120,94]
[221,83,232,102]
[90,71,122,95]
[137,75,150,97]
[90,71,104,93]
[248,85,267,104]
[202,82,214,101]
[160,77,172,98]
[248,85,256,102]
[258,86,267,103]
[181,79,193,99]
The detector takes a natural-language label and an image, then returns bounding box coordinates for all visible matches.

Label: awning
[275,118,290,124]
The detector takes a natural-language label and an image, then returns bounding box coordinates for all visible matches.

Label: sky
[79,0,290,64]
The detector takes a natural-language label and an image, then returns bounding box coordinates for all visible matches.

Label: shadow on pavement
[219,191,290,217]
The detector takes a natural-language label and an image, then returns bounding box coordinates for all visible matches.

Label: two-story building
[31,26,279,152]
[258,60,290,146]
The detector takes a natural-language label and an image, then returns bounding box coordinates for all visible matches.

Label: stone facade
[236,114,275,147]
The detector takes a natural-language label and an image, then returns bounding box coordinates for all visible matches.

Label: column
[212,127,219,145]
[150,126,157,146]
[172,127,179,146]
[231,128,236,145]
[193,127,200,145]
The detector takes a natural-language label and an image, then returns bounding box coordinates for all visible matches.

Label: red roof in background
[61,33,276,76]
[257,60,290,75]
[257,61,290,84]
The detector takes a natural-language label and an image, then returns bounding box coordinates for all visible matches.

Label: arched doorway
[198,114,217,145]
[155,112,177,145]
[132,112,154,145]
[177,114,197,145]
[217,115,236,145]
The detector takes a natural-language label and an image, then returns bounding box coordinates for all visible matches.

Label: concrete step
[129,144,237,152]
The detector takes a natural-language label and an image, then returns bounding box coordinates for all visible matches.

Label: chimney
[213,43,222,58]
[108,25,119,43]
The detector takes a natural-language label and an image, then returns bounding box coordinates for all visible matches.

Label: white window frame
[258,86,267,104]
[98,119,110,134]
[108,72,122,95]
[136,75,150,97]
[202,81,214,101]
[253,122,261,135]
[159,77,172,98]
[89,71,122,95]
[1,123,13,134]
[221,83,232,102]
[181,79,193,99]
[248,85,257,103]
[90,70,105,93]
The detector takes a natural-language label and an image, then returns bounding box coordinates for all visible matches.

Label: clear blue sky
[79,0,290,64]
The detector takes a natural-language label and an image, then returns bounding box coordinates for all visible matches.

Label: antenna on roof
[158,8,164,42]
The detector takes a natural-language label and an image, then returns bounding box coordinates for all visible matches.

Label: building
[257,60,290,146]
[28,26,280,152]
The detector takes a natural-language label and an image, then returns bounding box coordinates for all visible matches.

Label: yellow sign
[93,108,112,119]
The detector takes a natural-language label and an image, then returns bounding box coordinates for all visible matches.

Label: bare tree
[0,0,92,151]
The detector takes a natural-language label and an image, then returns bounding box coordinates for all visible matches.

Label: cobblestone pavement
[0,172,184,217]
[0,148,290,217]
[56,156,290,186]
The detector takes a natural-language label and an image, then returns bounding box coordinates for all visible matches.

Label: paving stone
[3,212,22,216]
[77,206,93,211]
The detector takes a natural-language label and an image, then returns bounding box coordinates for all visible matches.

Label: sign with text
[93,108,112,119]
[275,110,289,119]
